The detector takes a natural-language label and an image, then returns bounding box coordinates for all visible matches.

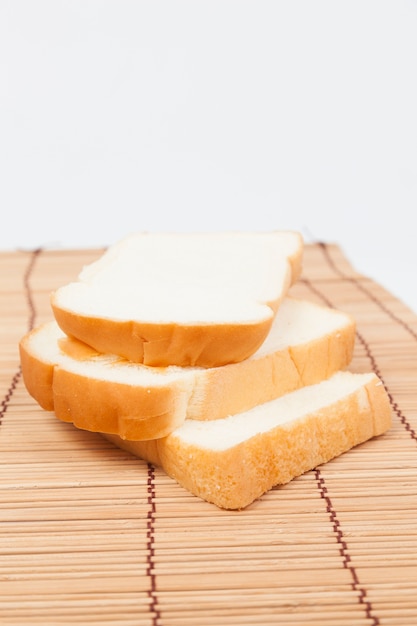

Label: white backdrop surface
[1,1,416,312]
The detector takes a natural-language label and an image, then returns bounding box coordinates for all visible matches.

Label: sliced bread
[19,298,355,440]
[105,371,392,509]
[50,231,303,367]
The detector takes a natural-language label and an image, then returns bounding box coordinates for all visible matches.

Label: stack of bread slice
[19,232,392,509]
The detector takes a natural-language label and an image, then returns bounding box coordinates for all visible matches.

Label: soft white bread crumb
[105,371,392,509]
[50,231,303,367]
[19,298,355,440]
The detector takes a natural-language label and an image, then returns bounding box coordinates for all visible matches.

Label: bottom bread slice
[104,371,392,509]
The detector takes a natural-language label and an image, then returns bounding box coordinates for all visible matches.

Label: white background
[1,1,416,312]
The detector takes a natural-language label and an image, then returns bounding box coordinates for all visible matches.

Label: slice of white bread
[50,231,303,367]
[19,298,355,441]
[105,371,392,509]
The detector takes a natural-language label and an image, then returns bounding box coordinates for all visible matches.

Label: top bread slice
[50,231,303,367]
[19,297,355,441]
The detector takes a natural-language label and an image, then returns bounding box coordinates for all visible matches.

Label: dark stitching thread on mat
[0,249,41,428]
[314,470,380,626]
[17,248,162,623]
[303,263,417,626]
[318,241,417,342]
[353,326,417,443]
[0,370,21,429]
[310,245,417,444]
[146,463,161,625]
[24,248,42,331]
[302,277,385,378]
[303,276,417,443]
[302,277,381,624]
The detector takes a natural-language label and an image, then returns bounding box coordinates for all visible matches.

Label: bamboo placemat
[1,243,417,626]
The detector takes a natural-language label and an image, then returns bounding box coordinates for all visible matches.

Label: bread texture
[19,298,355,440]
[50,231,303,367]
[105,371,392,509]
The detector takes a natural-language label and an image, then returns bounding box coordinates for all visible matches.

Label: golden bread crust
[105,374,391,509]
[49,306,276,368]
[19,298,355,441]
[50,231,304,367]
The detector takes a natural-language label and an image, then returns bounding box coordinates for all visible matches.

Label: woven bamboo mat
[1,243,417,626]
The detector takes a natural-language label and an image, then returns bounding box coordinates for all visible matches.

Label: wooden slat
[1,243,417,625]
